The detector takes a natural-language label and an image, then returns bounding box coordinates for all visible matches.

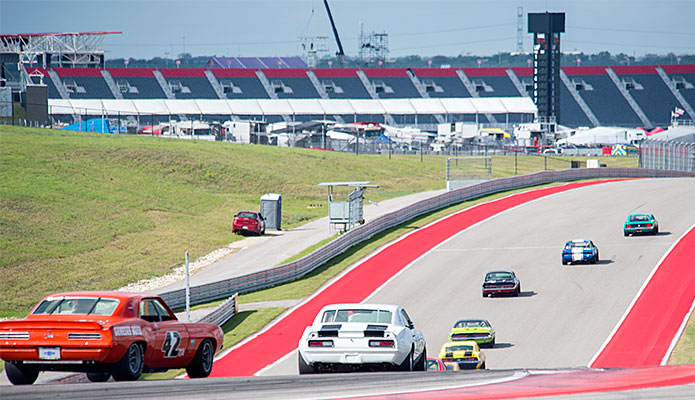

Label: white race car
[297,303,427,374]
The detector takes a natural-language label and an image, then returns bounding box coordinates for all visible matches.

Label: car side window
[400,309,414,329]
[140,299,161,322]
[151,299,173,321]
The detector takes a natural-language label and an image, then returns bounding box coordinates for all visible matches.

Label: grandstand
[20,64,695,128]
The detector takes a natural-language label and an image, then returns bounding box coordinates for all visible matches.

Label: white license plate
[39,347,61,360]
[242,226,248,229]
[345,355,361,364]
[572,254,583,261]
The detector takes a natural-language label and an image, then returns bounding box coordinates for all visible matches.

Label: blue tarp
[62,119,111,133]
[375,134,393,143]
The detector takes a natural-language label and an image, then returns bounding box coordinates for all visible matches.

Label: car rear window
[455,320,487,328]
[33,297,120,316]
[486,272,512,280]
[321,309,392,323]
[237,212,257,218]
[446,344,474,352]
[629,215,649,222]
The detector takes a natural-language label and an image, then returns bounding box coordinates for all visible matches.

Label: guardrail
[161,168,695,310]
[195,293,238,326]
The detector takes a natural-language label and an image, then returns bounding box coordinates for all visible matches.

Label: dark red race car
[0,291,223,385]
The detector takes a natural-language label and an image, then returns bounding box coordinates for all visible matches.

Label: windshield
[446,344,474,352]
[321,309,392,324]
[454,320,488,328]
[629,215,650,222]
[33,297,120,316]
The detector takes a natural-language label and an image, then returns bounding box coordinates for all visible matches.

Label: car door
[400,308,426,359]
[139,298,191,368]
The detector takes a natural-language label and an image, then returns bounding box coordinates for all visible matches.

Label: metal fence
[196,294,238,326]
[160,168,695,310]
[640,140,695,172]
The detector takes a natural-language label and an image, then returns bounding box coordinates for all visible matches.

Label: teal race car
[624,214,658,236]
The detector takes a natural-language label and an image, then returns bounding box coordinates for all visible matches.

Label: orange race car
[0,291,223,385]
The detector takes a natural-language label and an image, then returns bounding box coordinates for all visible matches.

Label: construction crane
[322,0,345,66]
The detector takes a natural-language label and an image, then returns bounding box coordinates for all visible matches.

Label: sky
[1,0,694,60]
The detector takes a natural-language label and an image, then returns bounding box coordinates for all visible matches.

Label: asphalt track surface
[258,178,695,376]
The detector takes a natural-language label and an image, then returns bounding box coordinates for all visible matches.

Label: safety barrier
[640,140,695,172]
[161,168,695,310]
[196,293,238,326]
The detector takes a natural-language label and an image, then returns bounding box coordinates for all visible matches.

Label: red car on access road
[233,210,266,235]
[0,291,223,385]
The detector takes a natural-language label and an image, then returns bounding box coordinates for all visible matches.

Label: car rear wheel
[414,349,426,371]
[5,362,39,385]
[86,371,111,382]
[298,352,315,375]
[654,226,659,235]
[112,342,144,381]
[562,259,568,265]
[624,231,629,236]
[398,348,414,371]
[186,339,215,378]
[594,252,599,264]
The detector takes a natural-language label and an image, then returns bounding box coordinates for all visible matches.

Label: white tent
[288,99,325,115]
[379,99,416,115]
[227,99,263,115]
[318,99,355,115]
[48,97,537,118]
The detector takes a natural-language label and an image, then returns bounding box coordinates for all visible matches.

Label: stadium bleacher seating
[612,66,682,126]
[564,66,642,126]
[263,69,319,98]
[361,69,420,99]
[412,68,470,97]
[108,68,166,99]
[662,65,695,120]
[54,68,114,99]
[313,69,370,99]
[159,68,217,99]
[32,64,695,128]
[211,69,269,99]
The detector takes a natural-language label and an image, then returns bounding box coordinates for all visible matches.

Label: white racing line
[250,181,619,379]
[314,370,530,400]
[587,223,695,368]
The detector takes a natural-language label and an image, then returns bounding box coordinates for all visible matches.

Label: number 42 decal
[162,331,182,358]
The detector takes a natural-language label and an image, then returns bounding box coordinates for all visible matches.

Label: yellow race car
[438,340,486,370]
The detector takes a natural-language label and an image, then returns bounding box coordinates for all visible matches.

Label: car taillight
[368,340,394,347]
[626,224,633,228]
[461,357,478,361]
[308,340,333,347]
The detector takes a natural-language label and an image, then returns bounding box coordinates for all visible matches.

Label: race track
[262,178,695,375]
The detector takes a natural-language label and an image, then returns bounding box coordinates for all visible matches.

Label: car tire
[414,348,426,371]
[111,342,144,381]
[654,227,659,235]
[624,231,628,237]
[298,352,314,375]
[5,362,39,385]
[482,290,487,298]
[398,348,415,371]
[514,286,520,297]
[490,337,496,348]
[594,252,599,264]
[481,362,486,369]
[562,259,568,265]
[86,371,111,382]
[186,339,215,378]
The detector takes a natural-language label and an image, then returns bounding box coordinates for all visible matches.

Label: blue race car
[562,239,599,265]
